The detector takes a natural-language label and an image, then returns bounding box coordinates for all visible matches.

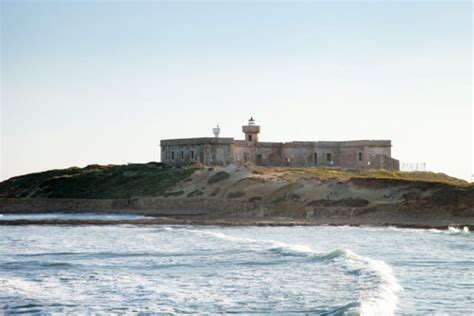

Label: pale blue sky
[1,1,472,181]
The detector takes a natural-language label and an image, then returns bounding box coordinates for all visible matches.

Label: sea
[0,214,472,315]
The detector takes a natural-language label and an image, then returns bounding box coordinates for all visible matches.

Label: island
[0,162,472,229]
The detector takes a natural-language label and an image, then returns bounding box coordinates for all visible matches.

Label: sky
[1,0,472,181]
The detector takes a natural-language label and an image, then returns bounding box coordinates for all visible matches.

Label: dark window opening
[314,153,318,165]
[326,153,332,162]
[248,134,253,141]
[358,152,363,162]
[171,152,175,160]
[191,150,194,159]
[181,151,184,159]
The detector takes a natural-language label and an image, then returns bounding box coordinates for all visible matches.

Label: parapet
[160,138,234,146]
[327,140,392,147]
[281,140,392,148]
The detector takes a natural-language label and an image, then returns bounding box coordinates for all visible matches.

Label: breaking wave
[174,227,402,315]
[428,226,471,236]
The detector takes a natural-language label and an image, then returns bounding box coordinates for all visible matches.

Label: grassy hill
[253,167,470,187]
[0,162,470,199]
[0,163,196,199]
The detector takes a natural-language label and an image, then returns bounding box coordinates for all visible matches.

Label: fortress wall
[161,138,234,146]
[161,143,206,166]
[314,147,337,167]
[161,138,234,166]
[255,146,283,166]
[318,140,392,147]
[338,145,367,169]
[234,142,256,164]
[282,146,314,167]
[202,143,235,166]
[161,137,397,169]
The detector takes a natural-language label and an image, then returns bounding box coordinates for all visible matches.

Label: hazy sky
[1,1,472,181]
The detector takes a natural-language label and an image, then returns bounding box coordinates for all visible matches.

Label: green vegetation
[0,163,196,199]
[0,163,469,200]
[254,167,470,187]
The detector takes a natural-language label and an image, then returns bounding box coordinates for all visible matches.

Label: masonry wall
[161,138,398,170]
[271,140,396,170]
[161,138,234,166]
[233,140,256,165]
[255,143,284,166]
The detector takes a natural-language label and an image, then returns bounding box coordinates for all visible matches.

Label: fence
[400,162,427,172]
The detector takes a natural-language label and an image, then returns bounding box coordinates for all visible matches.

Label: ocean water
[0,215,472,315]
[0,213,150,221]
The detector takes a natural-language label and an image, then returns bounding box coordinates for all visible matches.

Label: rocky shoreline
[0,217,472,231]
[0,194,473,229]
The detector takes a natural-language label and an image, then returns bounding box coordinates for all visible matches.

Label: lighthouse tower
[242,117,260,143]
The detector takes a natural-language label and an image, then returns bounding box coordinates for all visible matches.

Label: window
[191,150,194,159]
[248,134,253,141]
[171,151,175,160]
[269,153,274,162]
[314,153,318,165]
[358,152,363,162]
[326,153,332,162]
[181,151,184,159]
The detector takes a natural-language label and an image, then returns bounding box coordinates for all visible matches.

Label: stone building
[160,118,399,170]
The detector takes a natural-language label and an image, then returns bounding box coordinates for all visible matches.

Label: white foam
[428,226,471,235]
[177,228,315,255]
[171,227,402,315]
[448,226,461,233]
[344,250,402,316]
[269,240,314,254]
[448,226,470,234]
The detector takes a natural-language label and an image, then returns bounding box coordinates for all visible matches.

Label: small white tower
[212,125,221,138]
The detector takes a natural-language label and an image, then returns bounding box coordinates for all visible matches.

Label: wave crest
[171,227,402,315]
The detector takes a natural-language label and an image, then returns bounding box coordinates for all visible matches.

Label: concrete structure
[160,118,399,170]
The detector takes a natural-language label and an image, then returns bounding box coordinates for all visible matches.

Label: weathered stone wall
[255,143,284,166]
[234,140,257,165]
[282,143,315,167]
[202,143,235,166]
[161,138,234,166]
[129,197,255,213]
[161,138,398,170]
